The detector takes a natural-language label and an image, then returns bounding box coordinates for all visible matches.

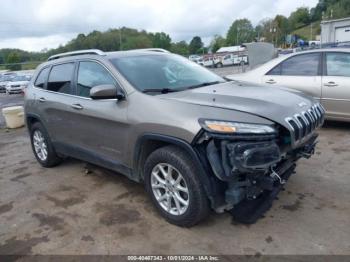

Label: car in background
[226,49,350,122]
[0,73,16,93]
[309,40,321,48]
[188,55,202,63]
[198,56,221,67]
[216,54,248,67]
[5,75,31,94]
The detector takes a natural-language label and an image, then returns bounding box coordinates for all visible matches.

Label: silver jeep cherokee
[25,49,324,227]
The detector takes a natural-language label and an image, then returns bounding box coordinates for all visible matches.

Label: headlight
[200,119,277,134]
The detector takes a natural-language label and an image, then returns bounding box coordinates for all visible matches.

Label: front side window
[77,61,116,98]
[47,63,75,94]
[34,67,50,88]
[326,52,350,77]
[281,53,320,76]
[110,54,224,93]
[267,64,281,75]
[267,53,320,76]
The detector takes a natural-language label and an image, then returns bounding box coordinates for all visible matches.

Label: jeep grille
[285,103,325,147]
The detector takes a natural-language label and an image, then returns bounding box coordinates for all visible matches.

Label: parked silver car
[0,73,16,93]
[5,75,31,94]
[25,49,324,226]
[227,48,350,122]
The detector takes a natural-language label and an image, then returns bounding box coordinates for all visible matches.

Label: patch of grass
[292,22,321,41]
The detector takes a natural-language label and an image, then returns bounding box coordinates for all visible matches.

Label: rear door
[322,52,350,120]
[68,60,129,165]
[262,52,322,101]
[34,62,77,145]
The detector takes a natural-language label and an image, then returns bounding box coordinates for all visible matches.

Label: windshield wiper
[142,81,224,94]
[142,88,182,94]
[184,81,225,90]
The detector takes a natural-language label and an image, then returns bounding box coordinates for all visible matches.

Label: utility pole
[236,27,239,45]
[310,23,313,40]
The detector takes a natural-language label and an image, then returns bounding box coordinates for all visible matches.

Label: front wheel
[144,146,209,227]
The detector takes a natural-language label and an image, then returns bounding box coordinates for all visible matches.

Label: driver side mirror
[90,84,125,100]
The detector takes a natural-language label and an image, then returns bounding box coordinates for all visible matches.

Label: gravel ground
[0,67,349,256]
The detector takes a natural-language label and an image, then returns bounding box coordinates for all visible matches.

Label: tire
[216,63,223,68]
[30,122,62,167]
[240,61,245,66]
[144,145,210,227]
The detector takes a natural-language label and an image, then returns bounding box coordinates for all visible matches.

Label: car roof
[39,49,170,69]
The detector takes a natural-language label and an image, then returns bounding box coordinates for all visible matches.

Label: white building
[321,17,350,44]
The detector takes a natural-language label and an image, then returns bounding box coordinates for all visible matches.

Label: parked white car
[6,75,31,94]
[0,74,17,93]
[226,48,350,122]
[198,56,220,67]
[217,54,248,67]
[188,55,202,63]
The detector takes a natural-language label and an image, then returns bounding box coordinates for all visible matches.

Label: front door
[322,52,350,121]
[262,52,322,101]
[68,60,129,166]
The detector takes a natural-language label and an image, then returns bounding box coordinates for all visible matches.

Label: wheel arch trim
[133,133,215,205]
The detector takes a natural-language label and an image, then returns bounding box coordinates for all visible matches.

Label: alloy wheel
[33,130,48,161]
[151,163,189,216]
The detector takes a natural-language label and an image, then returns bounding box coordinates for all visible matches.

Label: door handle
[265,79,276,84]
[324,81,338,87]
[71,103,84,110]
[38,97,46,102]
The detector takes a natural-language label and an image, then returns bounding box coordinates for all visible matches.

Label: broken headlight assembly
[200,119,281,181]
[199,119,277,135]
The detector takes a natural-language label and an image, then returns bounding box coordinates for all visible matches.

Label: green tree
[226,18,255,45]
[210,35,226,53]
[274,15,290,45]
[170,41,189,56]
[189,36,203,54]
[152,32,172,50]
[288,7,310,30]
[6,52,21,71]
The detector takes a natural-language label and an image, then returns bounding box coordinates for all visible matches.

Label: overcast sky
[0,0,318,51]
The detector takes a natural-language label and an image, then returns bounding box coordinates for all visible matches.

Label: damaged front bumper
[198,131,318,223]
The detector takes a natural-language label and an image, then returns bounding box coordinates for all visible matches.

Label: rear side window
[326,52,350,77]
[267,53,320,76]
[77,61,116,98]
[34,67,50,88]
[47,63,75,94]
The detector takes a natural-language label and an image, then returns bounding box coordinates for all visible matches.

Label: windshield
[110,54,224,93]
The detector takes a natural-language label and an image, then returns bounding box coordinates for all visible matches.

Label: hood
[160,81,317,130]
[0,81,9,86]
[8,81,29,86]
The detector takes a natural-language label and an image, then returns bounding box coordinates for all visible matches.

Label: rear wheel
[144,146,209,227]
[30,122,62,167]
